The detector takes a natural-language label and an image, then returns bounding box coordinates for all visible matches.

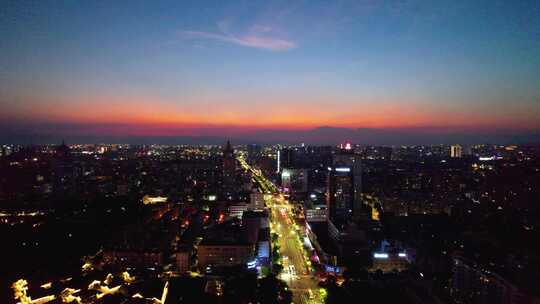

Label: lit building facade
[176,249,191,273]
[370,252,409,273]
[327,143,362,223]
[305,205,327,223]
[277,148,295,173]
[331,143,362,218]
[327,166,354,223]
[451,144,463,158]
[281,168,308,195]
[228,203,248,219]
[198,244,255,269]
[249,192,266,211]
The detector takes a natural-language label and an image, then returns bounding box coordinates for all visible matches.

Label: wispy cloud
[178,23,297,51]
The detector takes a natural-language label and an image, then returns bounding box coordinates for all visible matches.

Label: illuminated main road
[238,156,322,304]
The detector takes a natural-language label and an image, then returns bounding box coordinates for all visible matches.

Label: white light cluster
[373,253,389,259]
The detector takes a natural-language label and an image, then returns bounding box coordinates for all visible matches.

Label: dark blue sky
[1,1,539,143]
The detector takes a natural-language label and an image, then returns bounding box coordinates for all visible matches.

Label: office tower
[451,144,463,158]
[327,165,354,224]
[328,142,362,219]
[56,139,71,159]
[52,140,75,193]
[222,140,235,187]
[281,168,308,194]
[277,148,295,173]
[246,144,262,162]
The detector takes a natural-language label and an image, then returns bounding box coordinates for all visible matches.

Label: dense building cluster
[1,141,539,304]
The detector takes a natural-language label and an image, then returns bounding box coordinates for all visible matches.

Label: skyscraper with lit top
[327,141,362,225]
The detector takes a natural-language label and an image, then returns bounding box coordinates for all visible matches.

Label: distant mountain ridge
[1,126,539,145]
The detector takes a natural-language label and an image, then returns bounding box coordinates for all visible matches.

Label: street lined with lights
[238,154,322,304]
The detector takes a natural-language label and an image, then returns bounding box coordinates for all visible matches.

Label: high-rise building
[451,145,463,158]
[222,140,235,187]
[281,168,308,195]
[327,142,362,222]
[52,140,75,193]
[327,165,354,223]
[277,148,295,173]
[246,144,262,162]
[56,139,71,159]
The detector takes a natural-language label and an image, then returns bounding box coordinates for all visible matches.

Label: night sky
[1,1,539,143]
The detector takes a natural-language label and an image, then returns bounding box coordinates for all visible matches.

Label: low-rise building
[197,221,256,270]
[176,247,192,273]
[451,255,534,304]
[198,243,255,270]
[228,203,248,219]
[103,250,163,268]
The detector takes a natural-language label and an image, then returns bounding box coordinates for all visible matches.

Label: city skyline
[2,1,540,143]
[3,2,540,303]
